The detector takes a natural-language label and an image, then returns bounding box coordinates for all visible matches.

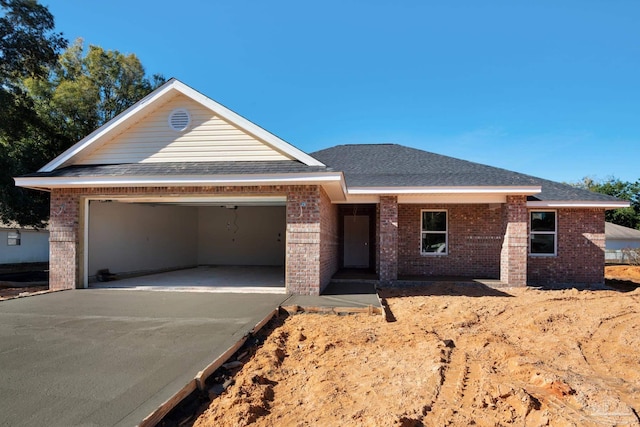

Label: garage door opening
[84,197,286,293]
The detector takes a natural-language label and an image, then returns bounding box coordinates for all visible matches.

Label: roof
[311,144,624,204]
[606,222,640,240]
[22,161,330,178]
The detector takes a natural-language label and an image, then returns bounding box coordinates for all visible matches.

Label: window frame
[529,210,557,256]
[420,209,448,256]
[7,230,21,246]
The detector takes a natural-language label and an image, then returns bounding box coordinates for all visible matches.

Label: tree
[0,0,67,227]
[26,38,165,145]
[577,177,640,230]
[1,2,164,227]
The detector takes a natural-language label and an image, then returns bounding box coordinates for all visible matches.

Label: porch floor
[89,266,286,294]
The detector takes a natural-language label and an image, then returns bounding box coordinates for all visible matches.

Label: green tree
[0,0,67,227]
[1,2,164,227]
[577,177,640,230]
[26,38,165,145]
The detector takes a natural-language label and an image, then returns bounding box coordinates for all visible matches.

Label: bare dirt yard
[194,272,640,426]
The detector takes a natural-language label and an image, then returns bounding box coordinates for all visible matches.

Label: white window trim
[421,209,448,256]
[529,209,557,256]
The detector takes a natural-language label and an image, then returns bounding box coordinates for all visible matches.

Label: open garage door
[84,196,286,292]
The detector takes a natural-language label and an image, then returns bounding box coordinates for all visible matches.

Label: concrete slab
[90,266,286,294]
[284,281,382,310]
[0,289,288,427]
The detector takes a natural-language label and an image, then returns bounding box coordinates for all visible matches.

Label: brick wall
[500,196,528,286]
[49,189,81,290]
[48,185,332,295]
[379,196,398,283]
[319,187,339,292]
[528,208,605,286]
[398,203,503,278]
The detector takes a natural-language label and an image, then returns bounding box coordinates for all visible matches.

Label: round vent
[168,108,190,131]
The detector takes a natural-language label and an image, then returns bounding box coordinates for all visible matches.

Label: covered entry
[338,204,377,274]
[84,196,286,292]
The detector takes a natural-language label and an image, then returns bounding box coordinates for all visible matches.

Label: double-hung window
[530,211,556,255]
[421,210,447,255]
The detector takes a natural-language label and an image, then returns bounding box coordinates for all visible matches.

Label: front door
[344,215,369,268]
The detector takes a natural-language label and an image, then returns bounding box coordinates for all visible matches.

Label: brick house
[15,79,627,295]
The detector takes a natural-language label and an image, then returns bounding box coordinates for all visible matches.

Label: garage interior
[86,197,286,293]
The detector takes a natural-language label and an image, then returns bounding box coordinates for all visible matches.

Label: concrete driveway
[0,289,288,426]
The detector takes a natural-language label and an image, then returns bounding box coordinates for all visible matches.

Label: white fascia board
[40,79,325,172]
[91,196,288,204]
[40,79,179,172]
[348,186,542,195]
[14,172,344,189]
[171,81,325,167]
[527,200,631,209]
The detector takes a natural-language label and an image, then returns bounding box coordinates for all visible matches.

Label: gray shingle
[311,144,620,202]
[23,161,330,177]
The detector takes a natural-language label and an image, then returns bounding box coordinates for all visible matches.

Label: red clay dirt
[194,274,640,426]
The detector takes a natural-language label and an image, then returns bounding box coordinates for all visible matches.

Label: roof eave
[527,200,631,209]
[347,185,542,195]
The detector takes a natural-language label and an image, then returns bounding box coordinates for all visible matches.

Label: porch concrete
[90,266,286,294]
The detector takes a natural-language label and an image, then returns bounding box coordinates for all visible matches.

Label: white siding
[0,230,49,264]
[77,94,293,165]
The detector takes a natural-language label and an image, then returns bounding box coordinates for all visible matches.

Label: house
[605,222,640,264]
[14,79,628,295]
[0,221,49,265]
[605,222,640,250]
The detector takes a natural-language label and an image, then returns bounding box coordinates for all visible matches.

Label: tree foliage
[0,1,164,227]
[577,177,640,230]
[0,0,67,227]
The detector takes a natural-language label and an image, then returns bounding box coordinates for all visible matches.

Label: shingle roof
[606,222,640,240]
[22,161,330,178]
[311,144,620,202]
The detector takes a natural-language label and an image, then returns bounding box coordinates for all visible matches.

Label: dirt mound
[194,285,640,426]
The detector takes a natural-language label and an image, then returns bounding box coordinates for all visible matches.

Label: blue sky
[44,0,639,183]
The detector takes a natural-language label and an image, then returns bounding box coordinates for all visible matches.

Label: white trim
[420,209,448,256]
[14,172,344,189]
[349,186,542,195]
[83,198,89,288]
[40,79,324,171]
[527,200,630,209]
[529,209,557,257]
[101,195,287,205]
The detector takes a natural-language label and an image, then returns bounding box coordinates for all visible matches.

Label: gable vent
[168,108,191,131]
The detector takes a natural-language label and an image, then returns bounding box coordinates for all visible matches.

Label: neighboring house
[604,222,640,264]
[14,79,628,295]
[0,222,49,265]
[605,222,640,250]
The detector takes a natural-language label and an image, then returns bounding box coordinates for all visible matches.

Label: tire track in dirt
[579,311,640,418]
[425,344,484,426]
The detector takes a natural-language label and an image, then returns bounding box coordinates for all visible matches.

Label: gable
[74,93,294,165]
[40,79,324,171]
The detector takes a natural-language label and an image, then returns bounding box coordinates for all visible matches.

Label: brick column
[500,195,528,286]
[379,196,398,284]
[49,189,80,290]
[286,186,322,295]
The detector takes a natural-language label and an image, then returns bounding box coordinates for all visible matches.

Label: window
[421,210,447,254]
[7,230,21,246]
[530,211,556,255]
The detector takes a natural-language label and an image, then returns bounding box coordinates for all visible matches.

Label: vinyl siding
[77,94,293,164]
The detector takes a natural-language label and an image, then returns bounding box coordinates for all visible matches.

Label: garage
[85,196,287,292]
